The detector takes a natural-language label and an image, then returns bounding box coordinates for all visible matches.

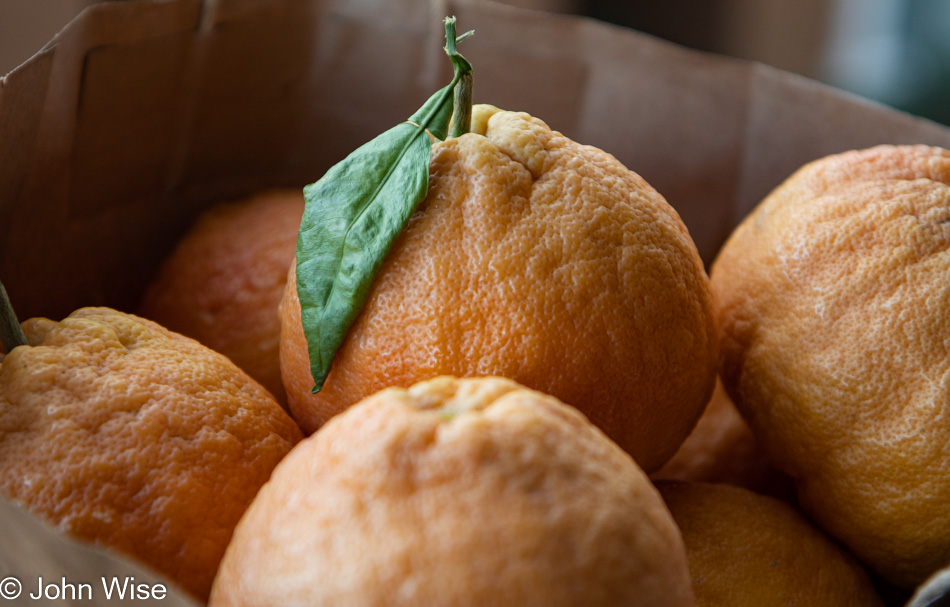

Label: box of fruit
[1,0,949,605]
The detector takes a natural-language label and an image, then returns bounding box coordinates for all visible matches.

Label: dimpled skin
[140,189,305,406]
[657,481,884,607]
[210,376,696,607]
[0,308,303,601]
[280,105,717,472]
[711,145,950,587]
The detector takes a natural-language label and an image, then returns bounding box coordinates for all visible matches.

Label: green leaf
[296,17,473,393]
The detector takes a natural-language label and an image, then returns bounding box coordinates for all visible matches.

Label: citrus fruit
[280,104,717,472]
[657,480,884,606]
[140,188,304,406]
[0,307,303,601]
[652,378,794,500]
[710,144,950,587]
[210,376,695,607]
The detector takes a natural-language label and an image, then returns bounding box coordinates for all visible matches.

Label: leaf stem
[0,280,27,352]
[444,17,474,138]
[450,73,473,138]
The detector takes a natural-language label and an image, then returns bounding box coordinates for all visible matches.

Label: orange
[652,378,794,501]
[0,307,303,601]
[140,188,304,406]
[711,144,950,587]
[210,376,695,607]
[656,480,884,606]
[280,104,717,472]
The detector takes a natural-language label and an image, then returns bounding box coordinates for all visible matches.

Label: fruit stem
[444,17,474,138]
[450,73,473,138]
[0,280,27,352]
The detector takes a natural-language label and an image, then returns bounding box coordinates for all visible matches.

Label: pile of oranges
[1,103,947,606]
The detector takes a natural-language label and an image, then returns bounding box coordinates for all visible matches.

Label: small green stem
[450,73,473,138]
[443,16,474,138]
[0,280,27,352]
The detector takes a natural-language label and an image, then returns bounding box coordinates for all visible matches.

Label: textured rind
[211,376,695,607]
[0,308,303,601]
[711,144,950,587]
[281,107,717,473]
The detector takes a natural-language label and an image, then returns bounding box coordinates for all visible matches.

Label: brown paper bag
[0,499,198,606]
[3,0,950,321]
[1,0,948,603]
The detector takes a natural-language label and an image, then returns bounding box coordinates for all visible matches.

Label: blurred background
[2,0,949,126]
